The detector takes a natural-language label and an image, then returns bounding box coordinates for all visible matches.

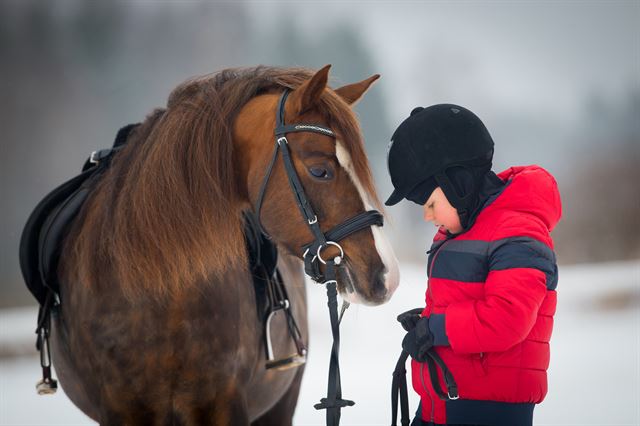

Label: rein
[254,90,384,426]
[390,349,459,426]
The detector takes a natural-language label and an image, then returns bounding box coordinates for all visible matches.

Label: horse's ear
[334,74,380,106]
[289,64,331,115]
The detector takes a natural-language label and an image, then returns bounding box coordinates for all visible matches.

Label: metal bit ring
[316,241,344,265]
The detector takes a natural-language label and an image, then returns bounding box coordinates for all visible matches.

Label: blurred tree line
[0,1,387,307]
[553,91,640,264]
[1,2,637,307]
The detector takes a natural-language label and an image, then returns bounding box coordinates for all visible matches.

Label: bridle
[254,89,384,282]
[253,89,385,425]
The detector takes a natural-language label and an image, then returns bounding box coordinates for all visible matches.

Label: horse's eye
[309,167,331,179]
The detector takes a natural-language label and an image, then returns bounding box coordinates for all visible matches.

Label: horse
[49,65,400,425]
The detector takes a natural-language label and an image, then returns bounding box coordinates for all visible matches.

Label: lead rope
[390,350,411,426]
[390,348,459,426]
[425,350,459,401]
[314,257,355,426]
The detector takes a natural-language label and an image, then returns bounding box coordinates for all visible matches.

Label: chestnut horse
[51,65,399,425]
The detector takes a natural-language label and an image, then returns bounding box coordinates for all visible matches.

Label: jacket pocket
[471,352,487,377]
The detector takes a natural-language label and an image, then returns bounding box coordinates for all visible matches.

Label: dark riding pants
[410,401,534,426]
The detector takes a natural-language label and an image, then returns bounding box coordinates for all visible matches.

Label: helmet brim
[384,188,405,206]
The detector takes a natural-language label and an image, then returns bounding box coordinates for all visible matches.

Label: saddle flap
[19,123,139,307]
[19,168,98,305]
[38,179,97,294]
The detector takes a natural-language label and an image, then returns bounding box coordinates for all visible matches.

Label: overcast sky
[246,1,639,125]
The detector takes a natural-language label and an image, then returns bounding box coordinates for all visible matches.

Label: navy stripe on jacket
[428,237,558,290]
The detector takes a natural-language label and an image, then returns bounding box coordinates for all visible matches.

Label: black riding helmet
[385,104,495,211]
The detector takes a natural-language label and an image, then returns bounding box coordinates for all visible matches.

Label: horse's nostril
[372,283,387,300]
[370,272,388,300]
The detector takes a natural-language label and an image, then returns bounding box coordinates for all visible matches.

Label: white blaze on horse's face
[335,141,400,305]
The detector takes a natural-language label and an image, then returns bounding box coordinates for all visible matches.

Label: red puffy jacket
[412,165,562,426]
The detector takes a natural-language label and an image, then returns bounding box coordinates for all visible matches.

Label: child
[386,104,562,426]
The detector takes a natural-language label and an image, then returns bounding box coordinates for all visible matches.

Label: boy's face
[422,187,463,234]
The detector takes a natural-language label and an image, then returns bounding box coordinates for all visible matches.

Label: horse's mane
[64,66,381,300]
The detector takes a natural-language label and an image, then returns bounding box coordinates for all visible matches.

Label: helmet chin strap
[436,167,506,232]
[434,168,478,210]
[434,164,485,231]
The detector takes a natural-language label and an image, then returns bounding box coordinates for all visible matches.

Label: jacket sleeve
[442,232,557,354]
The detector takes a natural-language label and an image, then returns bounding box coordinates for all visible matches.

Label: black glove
[396,308,424,331]
[401,317,434,362]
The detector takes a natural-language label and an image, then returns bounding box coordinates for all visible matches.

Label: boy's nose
[422,204,431,220]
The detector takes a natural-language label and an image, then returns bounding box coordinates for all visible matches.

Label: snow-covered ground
[1,260,638,426]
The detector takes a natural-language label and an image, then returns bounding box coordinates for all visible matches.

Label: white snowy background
[2,260,638,426]
[2,2,638,425]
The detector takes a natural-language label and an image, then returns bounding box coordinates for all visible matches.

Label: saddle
[19,124,137,306]
[19,124,305,395]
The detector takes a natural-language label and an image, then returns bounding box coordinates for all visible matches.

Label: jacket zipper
[420,363,435,423]
[427,237,454,305]
[422,236,455,422]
